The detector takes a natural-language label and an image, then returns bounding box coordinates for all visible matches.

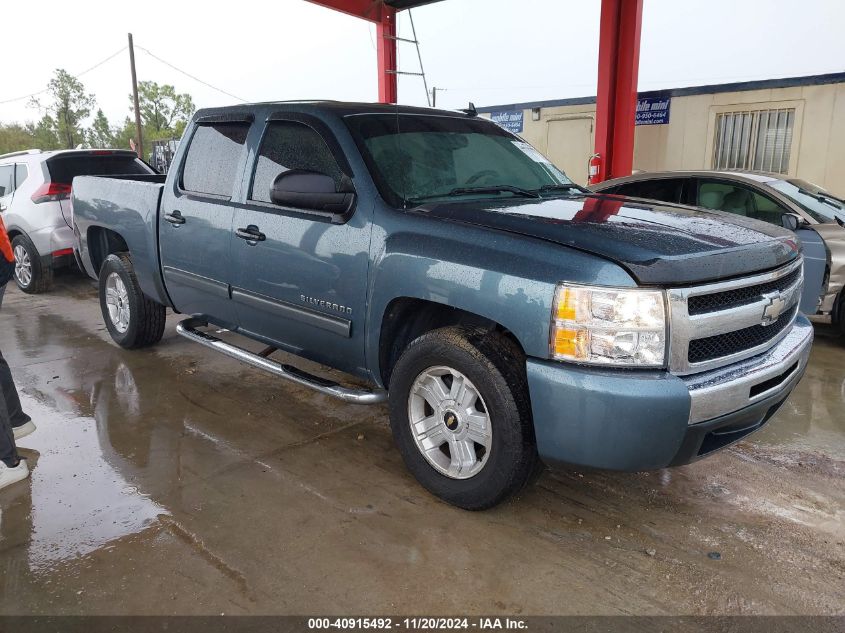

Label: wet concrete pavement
[0,275,843,615]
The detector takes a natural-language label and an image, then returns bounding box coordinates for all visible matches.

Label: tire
[11,234,52,294]
[388,326,539,510]
[835,291,845,338]
[98,253,166,349]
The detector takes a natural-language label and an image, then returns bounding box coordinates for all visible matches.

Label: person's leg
[0,359,20,468]
[0,350,30,432]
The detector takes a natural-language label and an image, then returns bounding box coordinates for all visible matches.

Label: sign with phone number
[635,97,671,125]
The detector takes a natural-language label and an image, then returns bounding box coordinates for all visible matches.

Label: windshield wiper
[798,187,843,210]
[408,185,540,204]
[448,185,541,199]
[537,183,589,195]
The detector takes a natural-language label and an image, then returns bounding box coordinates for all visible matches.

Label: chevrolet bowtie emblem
[761,291,786,326]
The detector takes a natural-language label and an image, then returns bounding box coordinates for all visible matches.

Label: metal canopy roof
[383,0,443,8]
[306,0,645,184]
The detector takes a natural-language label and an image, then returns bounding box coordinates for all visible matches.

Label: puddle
[9,394,165,572]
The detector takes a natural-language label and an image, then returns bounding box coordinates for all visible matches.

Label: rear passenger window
[181,123,249,197]
[14,164,28,188]
[615,179,684,203]
[0,165,14,197]
[250,121,342,204]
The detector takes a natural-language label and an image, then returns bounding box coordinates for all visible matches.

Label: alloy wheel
[104,272,131,334]
[13,245,32,288]
[408,366,493,479]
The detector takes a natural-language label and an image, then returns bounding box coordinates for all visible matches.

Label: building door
[545,118,594,185]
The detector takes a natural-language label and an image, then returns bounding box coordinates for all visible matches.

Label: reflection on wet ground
[0,275,843,615]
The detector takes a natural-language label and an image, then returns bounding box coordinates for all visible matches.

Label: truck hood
[415,194,800,285]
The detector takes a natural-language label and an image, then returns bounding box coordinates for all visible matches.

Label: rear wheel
[388,326,539,510]
[11,234,52,294]
[99,253,166,349]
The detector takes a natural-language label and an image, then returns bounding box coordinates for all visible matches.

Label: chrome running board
[175,318,388,405]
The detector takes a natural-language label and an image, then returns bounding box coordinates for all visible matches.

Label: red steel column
[593,0,643,183]
[377,6,398,103]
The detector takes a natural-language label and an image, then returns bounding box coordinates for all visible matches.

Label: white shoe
[13,420,36,441]
[0,458,29,491]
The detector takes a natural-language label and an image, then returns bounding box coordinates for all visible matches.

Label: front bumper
[526,316,814,471]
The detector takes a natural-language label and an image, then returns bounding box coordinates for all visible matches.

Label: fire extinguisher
[587,153,602,185]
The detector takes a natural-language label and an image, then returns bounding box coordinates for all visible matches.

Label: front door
[694,178,826,314]
[230,117,371,376]
[158,120,252,328]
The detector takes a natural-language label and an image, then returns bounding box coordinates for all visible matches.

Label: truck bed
[72,175,171,306]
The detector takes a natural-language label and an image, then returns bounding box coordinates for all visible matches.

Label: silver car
[593,170,845,334]
[0,149,155,293]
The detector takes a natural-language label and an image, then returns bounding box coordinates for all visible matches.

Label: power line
[135,45,248,103]
[0,46,127,105]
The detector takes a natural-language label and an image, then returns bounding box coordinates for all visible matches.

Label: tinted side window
[14,164,28,188]
[615,178,683,203]
[0,165,14,197]
[749,191,789,225]
[250,121,342,203]
[181,123,249,197]
[698,180,755,218]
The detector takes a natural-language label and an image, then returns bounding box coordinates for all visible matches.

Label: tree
[0,123,34,155]
[25,115,61,151]
[131,81,195,140]
[87,109,117,148]
[113,117,137,151]
[31,69,96,149]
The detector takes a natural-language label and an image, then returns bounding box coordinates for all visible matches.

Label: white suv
[0,149,155,293]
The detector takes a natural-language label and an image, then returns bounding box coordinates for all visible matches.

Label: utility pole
[128,33,143,160]
[431,87,446,108]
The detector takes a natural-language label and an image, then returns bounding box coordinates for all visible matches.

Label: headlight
[550,284,667,367]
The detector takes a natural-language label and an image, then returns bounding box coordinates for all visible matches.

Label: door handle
[235,225,266,243]
[164,210,186,225]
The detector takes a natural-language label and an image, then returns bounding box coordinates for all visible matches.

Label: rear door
[0,164,15,212]
[229,115,371,375]
[158,118,252,328]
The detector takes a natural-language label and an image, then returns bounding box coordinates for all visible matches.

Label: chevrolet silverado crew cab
[72,102,813,510]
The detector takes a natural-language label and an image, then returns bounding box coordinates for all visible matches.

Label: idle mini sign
[490,110,524,134]
[635,97,671,125]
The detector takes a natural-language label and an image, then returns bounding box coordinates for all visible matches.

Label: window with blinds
[712,108,795,173]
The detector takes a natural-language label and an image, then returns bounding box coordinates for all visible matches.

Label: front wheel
[388,326,539,510]
[835,290,845,339]
[98,253,166,349]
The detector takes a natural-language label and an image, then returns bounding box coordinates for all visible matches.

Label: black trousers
[0,284,27,467]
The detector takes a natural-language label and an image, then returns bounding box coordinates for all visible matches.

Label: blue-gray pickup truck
[72,102,813,509]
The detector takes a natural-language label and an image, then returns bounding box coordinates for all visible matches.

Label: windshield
[768,178,845,224]
[345,113,576,207]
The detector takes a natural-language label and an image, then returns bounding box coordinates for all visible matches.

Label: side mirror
[781,213,804,232]
[270,170,355,216]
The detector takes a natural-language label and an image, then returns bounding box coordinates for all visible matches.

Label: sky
[2,0,844,128]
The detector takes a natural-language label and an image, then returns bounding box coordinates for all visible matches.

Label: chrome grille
[688,304,798,364]
[667,258,803,375]
[688,267,802,315]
